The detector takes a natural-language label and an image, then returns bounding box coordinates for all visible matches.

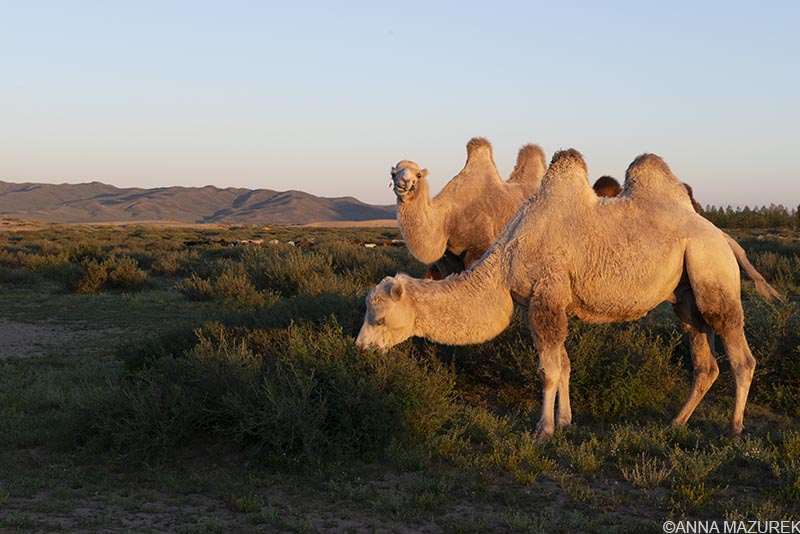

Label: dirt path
[0,318,104,359]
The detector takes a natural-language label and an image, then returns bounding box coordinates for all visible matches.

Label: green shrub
[566,322,686,421]
[176,274,215,301]
[105,256,148,290]
[620,452,672,489]
[0,266,37,286]
[71,320,461,461]
[71,258,109,293]
[213,264,267,309]
[744,299,800,417]
[150,252,184,276]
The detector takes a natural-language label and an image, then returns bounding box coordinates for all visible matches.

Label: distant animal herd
[356,138,782,439]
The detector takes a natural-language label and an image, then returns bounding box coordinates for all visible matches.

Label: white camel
[391,137,545,278]
[592,176,779,300]
[359,149,765,438]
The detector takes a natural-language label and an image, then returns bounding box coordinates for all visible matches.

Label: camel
[359,149,764,438]
[391,138,546,279]
[592,175,622,197]
[592,176,780,300]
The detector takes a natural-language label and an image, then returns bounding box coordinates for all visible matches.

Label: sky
[1,1,798,208]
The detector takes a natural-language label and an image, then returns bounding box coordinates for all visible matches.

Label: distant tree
[701,203,794,228]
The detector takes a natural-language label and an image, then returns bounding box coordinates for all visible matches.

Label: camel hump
[592,175,622,197]
[538,149,593,198]
[546,148,588,180]
[455,136,501,182]
[466,137,493,160]
[623,153,689,203]
[464,137,499,172]
[551,149,587,172]
[682,182,703,213]
[507,144,546,185]
[626,153,672,178]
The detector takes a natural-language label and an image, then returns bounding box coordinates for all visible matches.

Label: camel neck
[409,256,514,345]
[396,178,449,264]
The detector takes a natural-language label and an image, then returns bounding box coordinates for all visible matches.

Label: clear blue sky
[1,1,798,208]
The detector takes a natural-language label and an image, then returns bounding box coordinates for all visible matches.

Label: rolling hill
[0,181,396,225]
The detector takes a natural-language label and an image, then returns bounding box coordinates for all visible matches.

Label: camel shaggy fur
[359,150,762,438]
[592,176,780,300]
[391,138,545,278]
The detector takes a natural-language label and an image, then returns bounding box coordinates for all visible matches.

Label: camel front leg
[535,345,562,438]
[529,296,569,439]
[557,346,572,427]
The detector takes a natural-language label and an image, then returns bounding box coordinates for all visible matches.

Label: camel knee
[731,353,756,381]
[560,349,571,375]
[722,330,756,380]
[538,362,561,390]
[693,361,719,394]
[697,357,720,383]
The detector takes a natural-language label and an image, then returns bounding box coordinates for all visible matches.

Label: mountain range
[0,181,397,225]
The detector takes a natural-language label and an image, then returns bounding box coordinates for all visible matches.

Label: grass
[0,223,798,531]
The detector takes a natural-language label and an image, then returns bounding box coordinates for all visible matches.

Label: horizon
[1,2,798,209]
[0,176,796,213]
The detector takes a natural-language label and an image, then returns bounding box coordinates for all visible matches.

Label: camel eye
[416,172,421,179]
[375,317,385,326]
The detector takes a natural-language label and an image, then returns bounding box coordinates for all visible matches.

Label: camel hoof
[535,421,555,440]
[724,425,744,438]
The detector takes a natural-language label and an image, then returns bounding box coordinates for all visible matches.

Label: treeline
[701,204,799,228]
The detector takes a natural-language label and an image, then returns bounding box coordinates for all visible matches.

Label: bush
[566,322,686,421]
[71,258,108,293]
[105,256,148,290]
[71,320,460,461]
[176,273,215,301]
[60,255,148,293]
[213,264,267,309]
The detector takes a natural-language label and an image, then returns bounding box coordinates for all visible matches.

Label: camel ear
[417,169,428,179]
[389,281,404,301]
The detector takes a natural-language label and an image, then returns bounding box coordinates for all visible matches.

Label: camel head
[593,175,622,198]
[356,275,416,352]
[390,160,428,201]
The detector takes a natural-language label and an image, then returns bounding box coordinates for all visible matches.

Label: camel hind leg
[718,327,756,434]
[685,239,756,435]
[671,285,720,427]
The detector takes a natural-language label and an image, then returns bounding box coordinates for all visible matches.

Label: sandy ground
[0,318,110,359]
[305,219,398,228]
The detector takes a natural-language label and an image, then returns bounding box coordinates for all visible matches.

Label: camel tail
[507,144,546,185]
[725,234,782,301]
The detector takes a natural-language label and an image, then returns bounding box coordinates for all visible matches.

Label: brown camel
[391,138,545,279]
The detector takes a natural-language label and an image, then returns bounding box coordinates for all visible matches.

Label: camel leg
[671,289,720,427]
[685,238,755,434]
[557,346,572,427]
[528,295,569,439]
[718,327,756,434]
